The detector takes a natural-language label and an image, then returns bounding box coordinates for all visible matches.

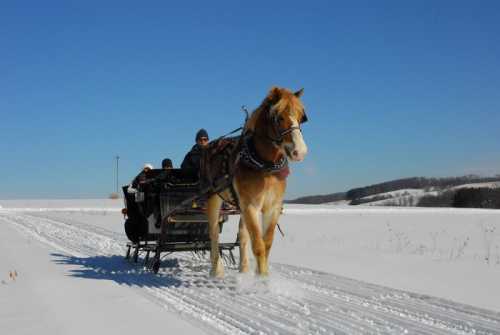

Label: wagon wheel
[229,249,237,266]
[125,245,131,259]
[133,245,139,263]
[151,249,161,274]
[151,258,161,274]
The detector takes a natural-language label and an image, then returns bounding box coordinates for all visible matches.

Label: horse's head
[262,87,308,162]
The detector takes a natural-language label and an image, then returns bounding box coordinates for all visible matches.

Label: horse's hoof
[210,269,224,278]
[255,269,269,277]
[210,263,224,278]
[255,263,269,277]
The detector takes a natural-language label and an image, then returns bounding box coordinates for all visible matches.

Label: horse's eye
[277,116,284,122]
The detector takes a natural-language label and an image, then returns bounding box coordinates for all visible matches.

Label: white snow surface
[450,181,500,190]
[1,199,500,334]
[359,189,427,201]
[357,188,437,206]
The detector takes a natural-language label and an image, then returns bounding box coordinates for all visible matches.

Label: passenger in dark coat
[129,163,153,192]
[181,129,209,171]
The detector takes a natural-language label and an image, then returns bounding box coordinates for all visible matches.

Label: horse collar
[239,136,288,173]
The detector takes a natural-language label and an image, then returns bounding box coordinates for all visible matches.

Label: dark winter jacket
[131,171,148,189]
[181,144,205,171]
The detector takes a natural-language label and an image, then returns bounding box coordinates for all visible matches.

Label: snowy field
[1,199,500,334]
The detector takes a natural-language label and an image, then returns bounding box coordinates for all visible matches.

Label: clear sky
[1,1,500,199]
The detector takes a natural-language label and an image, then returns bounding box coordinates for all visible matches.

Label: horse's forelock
[273,89,304,122]
[245,88,304,133]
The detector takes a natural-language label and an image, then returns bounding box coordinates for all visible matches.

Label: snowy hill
[288,175,500,207]
[451,181,500,190]
[1,200,500,334]
[352,188,430,206]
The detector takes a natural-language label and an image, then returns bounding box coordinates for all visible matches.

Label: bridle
[237,103,309,172]
[265,109,308,146]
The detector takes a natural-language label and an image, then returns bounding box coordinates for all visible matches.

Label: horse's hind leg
[207,195,224,278]
[238,217,250,273]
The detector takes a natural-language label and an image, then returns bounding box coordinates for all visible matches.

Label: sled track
[1,211,499,335]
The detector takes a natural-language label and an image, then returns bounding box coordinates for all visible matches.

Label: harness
[239,135,288,172]
[201,106,308,207]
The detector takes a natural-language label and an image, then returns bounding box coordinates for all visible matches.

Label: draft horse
[206,87,308,277]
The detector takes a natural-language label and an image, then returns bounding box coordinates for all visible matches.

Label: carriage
[121,168,240,273]
[122,87,307,278]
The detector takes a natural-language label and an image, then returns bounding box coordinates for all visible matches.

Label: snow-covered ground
[356,189,437,206]
[1,199,500,334]
[451,181,500,190]
[359,189,427,201]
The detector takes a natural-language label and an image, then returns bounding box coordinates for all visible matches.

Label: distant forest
[346,175,500,200]
[418,188,500,209]
[287,175,500,208]
[285,192,346,204]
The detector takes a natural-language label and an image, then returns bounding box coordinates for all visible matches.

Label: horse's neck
[253,132,283,163]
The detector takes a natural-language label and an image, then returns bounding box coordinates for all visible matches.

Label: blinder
[301,111,308,124]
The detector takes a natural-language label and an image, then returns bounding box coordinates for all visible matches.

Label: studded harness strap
[238,135,288,172]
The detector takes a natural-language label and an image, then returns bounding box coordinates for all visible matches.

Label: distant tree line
[454,188,500,208]
[286,175,500,206]
[285,192,346,204]
[346,175,500,200]
[417,188,500,209]
[350,194,393,205]
[416,190,455,207]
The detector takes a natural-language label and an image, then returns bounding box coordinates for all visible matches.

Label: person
[161,158,173,170]
[128,163,153,193]
[181,128,209,171]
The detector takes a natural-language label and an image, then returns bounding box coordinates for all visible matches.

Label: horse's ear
[294,88,304,98]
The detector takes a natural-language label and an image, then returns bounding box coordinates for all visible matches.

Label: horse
[205,86,308,277]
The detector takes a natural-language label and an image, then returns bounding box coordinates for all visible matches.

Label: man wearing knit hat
[161,158,173,169]
[181,128,209,171]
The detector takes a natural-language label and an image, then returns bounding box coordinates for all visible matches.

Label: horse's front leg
[262,205,281,265]
[238,217,250,273]
[241,204,267,276]
[207,195,224,278]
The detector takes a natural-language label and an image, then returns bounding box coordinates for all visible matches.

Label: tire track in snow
[2,212,500,335]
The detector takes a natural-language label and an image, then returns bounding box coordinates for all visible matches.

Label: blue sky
[1,1,500,199]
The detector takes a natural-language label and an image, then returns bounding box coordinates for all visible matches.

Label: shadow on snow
[51,252,266,294]
[50,253,194,288]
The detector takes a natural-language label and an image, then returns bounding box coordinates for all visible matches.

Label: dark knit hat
[196,128,209,142]
[161,158,173,169]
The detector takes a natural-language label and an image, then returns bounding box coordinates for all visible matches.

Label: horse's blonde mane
[244,101,268,133]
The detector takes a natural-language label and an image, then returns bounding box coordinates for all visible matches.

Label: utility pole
[115,155,120,195]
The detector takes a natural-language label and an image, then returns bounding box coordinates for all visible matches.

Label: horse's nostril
[292,150,299,157]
